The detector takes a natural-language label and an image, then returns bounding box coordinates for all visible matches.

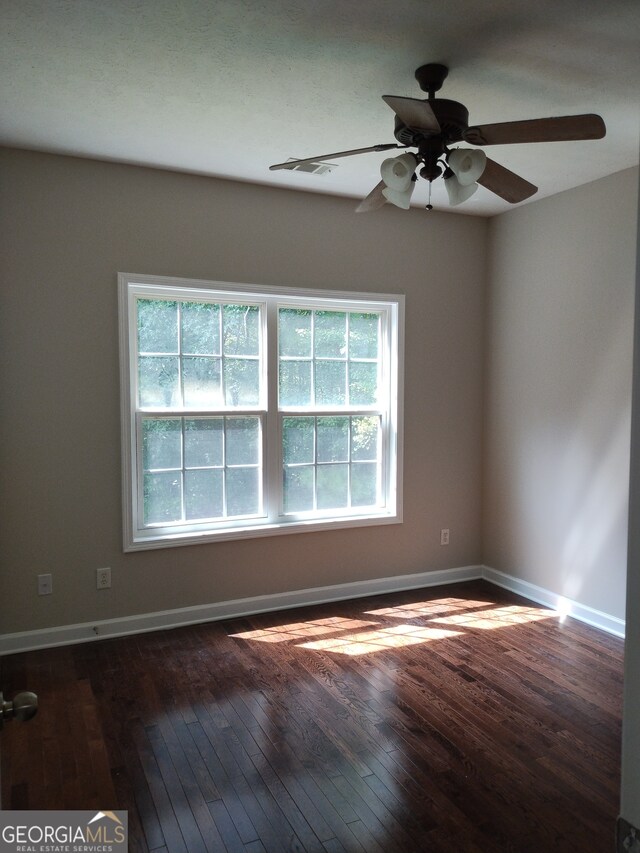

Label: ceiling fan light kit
[447,148,487,186]
[380,152,418,190]
[270,63,606,214]
[379,152,419,209]
[382,181,416,209]
[444,171,479,206]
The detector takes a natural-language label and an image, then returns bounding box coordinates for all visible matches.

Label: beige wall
[621,172,640,829]
[0,148,486,634]
[483,167,639,621]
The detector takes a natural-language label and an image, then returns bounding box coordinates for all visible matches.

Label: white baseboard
[0,565,482,655]
[0,563,624,655]
[482,566,626,638]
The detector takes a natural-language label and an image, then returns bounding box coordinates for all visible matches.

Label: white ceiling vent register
[283,158,336,175]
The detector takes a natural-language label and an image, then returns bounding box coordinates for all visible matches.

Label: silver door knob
[0,691,38,729]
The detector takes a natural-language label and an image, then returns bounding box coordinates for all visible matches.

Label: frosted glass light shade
[444,174,478,206]
[382,181,416,209]
[448,149,487,186]
[380,153,418,190]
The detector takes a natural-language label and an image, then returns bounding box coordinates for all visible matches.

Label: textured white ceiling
[1,0,639,216]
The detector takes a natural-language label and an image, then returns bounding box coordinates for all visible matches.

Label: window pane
[142,418,182,470]
[351,462,378,507]
[315,311,346,358]
[185,469,223,520]
[184,419,223,468]
[349,313,379,359]
[349,362,378,405]
[283,417,314,464]
[317,464,348,509]
[279,309,312,357]
[224,359,260,406]
[138,356,180,407]
[126,277,399,544]
[315,361,346,405]
[223,305,259,356]
[144,472,182,524]
[317,417,349,463]
[226,417,260,465]
[284,467,314,513]
[182,357,222,407]
[137,299,178,354]
[279,361,312,406]
[351,416,379,461]
[181,302,220,355]
[226,468,260,516]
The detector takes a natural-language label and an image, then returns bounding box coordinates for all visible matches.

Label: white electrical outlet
[96,567,111,589]
[38,573,53,595]
[440,528,450,546]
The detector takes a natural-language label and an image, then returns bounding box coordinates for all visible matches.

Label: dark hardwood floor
[0,581,623,853]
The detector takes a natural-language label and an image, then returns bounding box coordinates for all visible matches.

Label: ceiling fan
[270,64,606,212]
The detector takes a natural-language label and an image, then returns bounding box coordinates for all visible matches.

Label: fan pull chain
[426,182,433,212]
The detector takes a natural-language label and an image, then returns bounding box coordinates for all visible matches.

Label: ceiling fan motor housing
[393,99,469,146]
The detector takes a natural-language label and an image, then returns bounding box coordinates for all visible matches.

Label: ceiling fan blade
[464,114,606,146]
[355,181,387,213]
[269,144,402,171]
[476,157,537,204]
[382,96,441,134]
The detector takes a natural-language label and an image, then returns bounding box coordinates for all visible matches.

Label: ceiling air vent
[283,158,335,175]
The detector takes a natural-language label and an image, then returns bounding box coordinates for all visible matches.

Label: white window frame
[119,272,404,550]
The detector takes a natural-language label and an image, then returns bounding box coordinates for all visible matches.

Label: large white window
[119,273,403,549]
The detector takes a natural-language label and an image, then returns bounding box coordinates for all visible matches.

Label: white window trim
[118,272,404,551]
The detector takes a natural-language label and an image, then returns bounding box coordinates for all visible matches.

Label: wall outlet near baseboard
[96,567,111,589]
[37,573,53,595]
[440,528,450,546]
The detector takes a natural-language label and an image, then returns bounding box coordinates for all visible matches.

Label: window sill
[125,511,402,551]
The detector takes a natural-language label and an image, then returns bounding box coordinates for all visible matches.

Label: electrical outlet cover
[96,567,111,589]
[37,573,53,595]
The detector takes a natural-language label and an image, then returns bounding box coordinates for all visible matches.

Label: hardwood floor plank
[187,720,259,844]
[145,723,223,853]
[248,750,328,850]
[195,707,306,853]
[169,715,221,802]
[266,737,360,825]
[321,840,347,853]
[130,719,188,853]
[207,798,246,853]
[0,581,622,853]
[111,763,164,853]
[340,820,387,853]
[243,841,267,853]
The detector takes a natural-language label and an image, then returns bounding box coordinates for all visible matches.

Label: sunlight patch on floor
[297,624,461,656]
[231,599,555,657]
[431,605,552,630]
[365,598,494,618]
[229,616,378,642]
